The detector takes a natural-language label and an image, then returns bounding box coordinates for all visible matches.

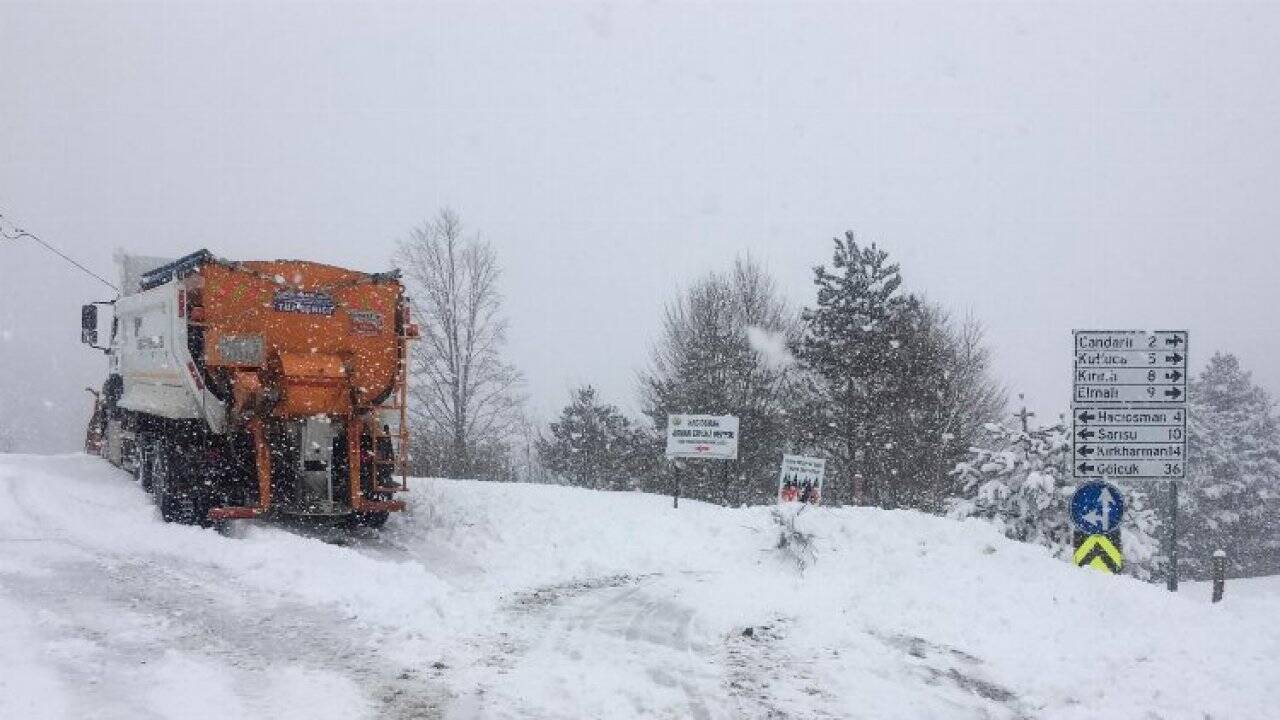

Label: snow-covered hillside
[1,454,1275,719]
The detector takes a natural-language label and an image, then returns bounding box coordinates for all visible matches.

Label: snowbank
[1,453,1276,719]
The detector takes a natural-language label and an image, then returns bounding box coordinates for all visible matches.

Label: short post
[672,462,681,509]
[1211,549,1226,603]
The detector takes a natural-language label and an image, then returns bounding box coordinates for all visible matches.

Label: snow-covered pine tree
[537,386,650,491]
[1181,352,1280,577]
[792,235,911,508]
[949,420,1074,555]
[1121,486,1166,582]
[793,233,1001,510]
[950,414,1167,580]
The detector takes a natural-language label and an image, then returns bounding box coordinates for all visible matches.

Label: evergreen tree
[641,257,798,506]
[537,386,650,490]
[950,414,1167,581]
[949,420,1074,554]
[793,233,998,510]
[1121,486,1167,582]
[1181,353,1280,577]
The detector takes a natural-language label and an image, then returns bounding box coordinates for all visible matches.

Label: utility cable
[0,211,119,292]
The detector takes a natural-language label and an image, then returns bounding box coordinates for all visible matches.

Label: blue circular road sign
[1071,481,1125,535]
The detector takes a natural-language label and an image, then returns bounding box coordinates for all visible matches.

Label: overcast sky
[3,1,1279,452]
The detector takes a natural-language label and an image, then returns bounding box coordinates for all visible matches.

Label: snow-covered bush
[949,421,1074,557]
[950,419,1167,581]
[771,504,816,572]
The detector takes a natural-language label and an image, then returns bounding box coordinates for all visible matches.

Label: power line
[0,211,118,292]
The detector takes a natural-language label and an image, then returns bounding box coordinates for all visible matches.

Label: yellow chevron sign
[1074,534,1124,573]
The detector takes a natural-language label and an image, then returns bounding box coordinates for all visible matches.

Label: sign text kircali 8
[1072,330,1188,480]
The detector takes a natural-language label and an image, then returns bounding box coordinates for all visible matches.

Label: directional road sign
[1072,405,1187,480]
[1072,330,1188,480]
[1074,532,1124,573]
[1074,330,1188,405]
[1071,481,1125,535]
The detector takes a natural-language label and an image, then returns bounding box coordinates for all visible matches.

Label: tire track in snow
[721,618,843,720]
[456,574,716,719]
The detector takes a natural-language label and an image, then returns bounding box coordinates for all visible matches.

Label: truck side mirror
[81,304,98,345]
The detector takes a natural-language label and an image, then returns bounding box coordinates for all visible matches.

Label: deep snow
[1,453,1276,719]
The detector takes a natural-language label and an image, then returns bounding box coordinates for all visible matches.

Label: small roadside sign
[777,454,825,505]
[665,414,739,460]
[1074,532,1124,574]
[1071,481,1125,535]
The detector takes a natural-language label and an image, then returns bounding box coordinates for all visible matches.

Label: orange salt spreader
[81,250,418,527]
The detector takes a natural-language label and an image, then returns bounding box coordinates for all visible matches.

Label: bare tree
[938,309,1008,450]
[393,209,525,478]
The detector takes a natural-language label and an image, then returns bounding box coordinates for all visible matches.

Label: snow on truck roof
[121,249,400,295]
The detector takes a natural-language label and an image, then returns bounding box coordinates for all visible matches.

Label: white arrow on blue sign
[1071,481,1126,535]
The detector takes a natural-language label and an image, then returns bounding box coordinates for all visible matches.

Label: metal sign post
[1168,482,1179,591]
[665,414,739,509]
[1072,330,1188,585]
[672,460,682,509]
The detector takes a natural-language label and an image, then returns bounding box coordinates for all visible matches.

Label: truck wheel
[348,511,389,529]
[152,440,195,524]
[136,443,153,491]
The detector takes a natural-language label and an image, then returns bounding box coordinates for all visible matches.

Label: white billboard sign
[665,414,739,460]
[778,454,825,505]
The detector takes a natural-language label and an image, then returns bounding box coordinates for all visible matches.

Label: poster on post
[664,414,739,460]
[777,454,825,505]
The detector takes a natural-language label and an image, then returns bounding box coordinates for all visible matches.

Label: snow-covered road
[0,455,446,719]
[2,454,1277,719]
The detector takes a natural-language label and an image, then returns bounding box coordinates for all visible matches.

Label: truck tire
[349,511,389,529]
[152,439,197,525]
[135,442,152,491]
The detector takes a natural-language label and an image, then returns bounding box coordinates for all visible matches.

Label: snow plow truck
[81,250,416,527]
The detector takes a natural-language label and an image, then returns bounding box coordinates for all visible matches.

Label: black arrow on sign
[1077,543,1121,573]
[1165,335,1184,347]
[1078,462,1096,474]
[1077,411,1097,423]
[1078,445,1096,456]
[1165,353,1183,364]
[1165,370,1183,382]
[1164,387,1183,399]
[1078,428,1096,440]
